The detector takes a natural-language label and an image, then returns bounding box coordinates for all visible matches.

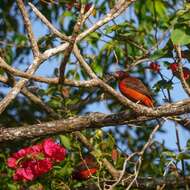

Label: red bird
[112,71,154,107]
[72,155,98,180]
[169,63,190,80]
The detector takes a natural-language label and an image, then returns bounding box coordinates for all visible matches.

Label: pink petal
[7,157,17,168]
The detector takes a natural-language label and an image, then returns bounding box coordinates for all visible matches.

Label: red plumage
[72,155,98,180]
[113,71,154,107]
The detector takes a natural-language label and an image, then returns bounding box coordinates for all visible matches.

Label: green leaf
[171,28,190,45]
[7,184,17,190]
[150,49,167,60]
[186,139,190,150]
[81,0,87,4]
[91,61,103,75]
[48,99,61,108]
[177,152,190,160]
[154,0,166,18]
[162,151,176,158]
[153,80,173,93]
[60,135,71,149]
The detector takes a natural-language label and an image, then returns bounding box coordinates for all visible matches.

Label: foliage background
[1,0,190,189]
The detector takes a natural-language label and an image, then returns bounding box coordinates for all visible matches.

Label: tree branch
[59,4,85,84]
[17,0,40,57]
[2,98,190,142]
[29,2,70,42]
[0,58,99,87]
[175,45,190,96]
[77,0,135,41]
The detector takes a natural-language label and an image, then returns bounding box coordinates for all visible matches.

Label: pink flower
[13,158,53,181]
[12,148,28,159]
[29,144,43,154]
[7,138,66,182]
[13,167,35,181]
[7,157,17,169]
[43,138,66,162]
[34,158,53,176]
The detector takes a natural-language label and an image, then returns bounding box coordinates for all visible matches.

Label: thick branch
[0,59,99,87]
[2,99,190,142]
[17,0,40,57]
[0,56,42,114]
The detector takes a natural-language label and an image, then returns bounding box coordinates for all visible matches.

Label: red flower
[169,63,178,72]
[11,158,53,182]
[7,138,66,182]
[43,138,66,162]
[30,144,43,153]
[183,69,190,80]
[7,157,17,169]
[169,63,190,80]
[13,167,35,181]
[12,148,28,159]
[34,158,53,176]
[149,62,160,72]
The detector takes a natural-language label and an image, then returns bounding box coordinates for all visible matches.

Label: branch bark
[1,98,190,142]
[17,0,40,57]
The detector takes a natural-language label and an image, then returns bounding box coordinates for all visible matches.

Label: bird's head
[112,70,129,80]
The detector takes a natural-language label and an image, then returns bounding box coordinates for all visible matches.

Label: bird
[72,155,99,180]
[111,71,154,107]
[169,63,190,81]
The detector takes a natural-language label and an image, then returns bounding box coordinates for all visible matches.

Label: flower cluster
[7,138,66,181]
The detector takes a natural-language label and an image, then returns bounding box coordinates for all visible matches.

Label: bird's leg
[135,100,141,105]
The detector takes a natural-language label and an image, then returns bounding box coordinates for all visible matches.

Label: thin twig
[175,124,185,175]
[175,45,190,96]
[29,2,70,42]
[125,124,160,190]
[77,0,135,41]
[59,4,85,84]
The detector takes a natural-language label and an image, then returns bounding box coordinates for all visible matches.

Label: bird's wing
[75,159,98,171]
[123,77,153,99]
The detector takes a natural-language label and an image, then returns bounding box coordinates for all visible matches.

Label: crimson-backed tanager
[72,155,98,180]
[112,71,154,107]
